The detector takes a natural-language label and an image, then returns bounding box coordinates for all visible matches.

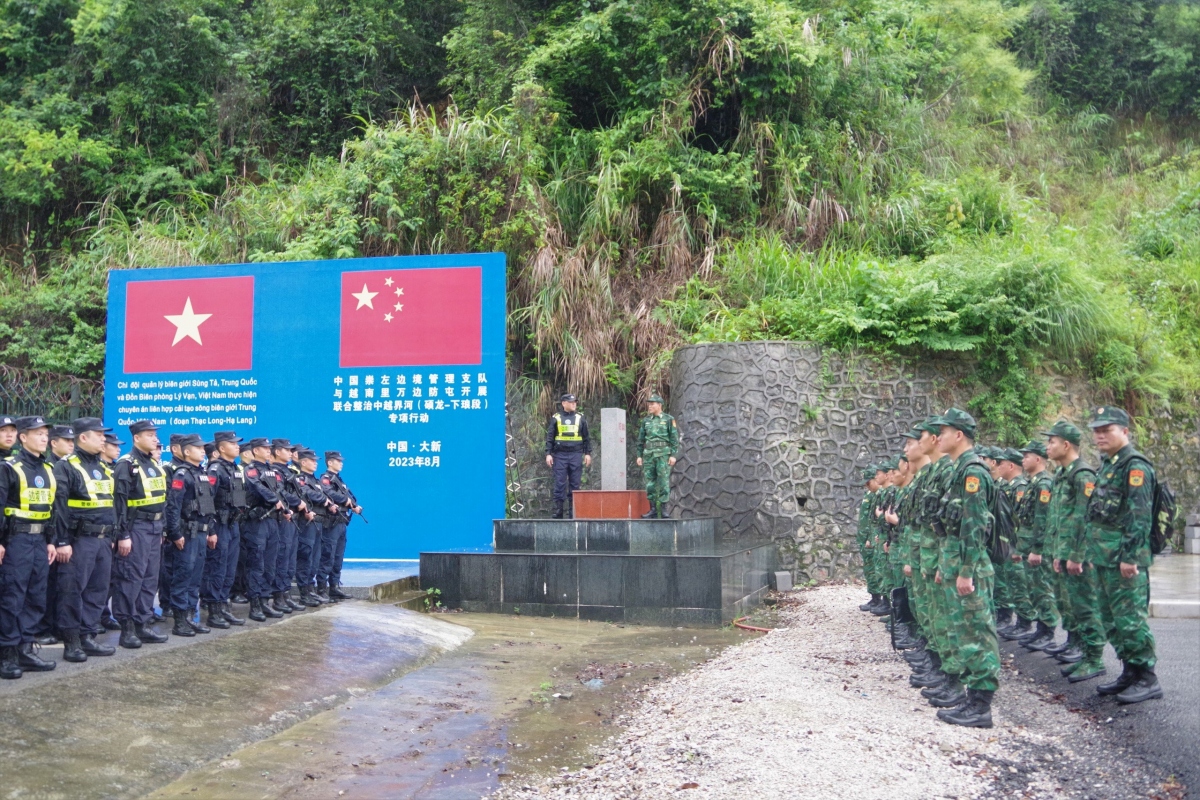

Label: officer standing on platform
[52,418,118,663]
[202,431,247,628]
[545,393,592,519]
[636,394,679,519]
[112,420,169,648]
[0,416,60,678]
[317,451,357,601]
[242,438,286,621]
[0,415,17,459]
[164,434,217,637]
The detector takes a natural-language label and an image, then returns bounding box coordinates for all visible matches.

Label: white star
[393,302,403,311]
[384,313,394,322]
[352,284,378,310]
[164,297,212,346]
[394,287,404,296]
[384,277,394,287]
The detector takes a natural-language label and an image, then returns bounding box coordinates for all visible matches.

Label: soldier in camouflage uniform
[929,408,1000,727]
[979,446,1012,627]
[1085,407,1163,704]
[1000,450,1034,638]
[1042,420,1106,682]
[635,394,679,519]
[873,459,901,604]
[992,448,1025,631]
[1010,440,1058,651]
[857,467,884,612]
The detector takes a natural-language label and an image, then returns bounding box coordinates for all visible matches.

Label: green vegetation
[2,0,1198,437]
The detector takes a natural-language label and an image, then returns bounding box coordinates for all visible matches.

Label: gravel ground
[494,584,1176,800]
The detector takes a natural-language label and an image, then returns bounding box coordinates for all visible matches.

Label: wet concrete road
[0,602,471,799]
[149,612,751,799]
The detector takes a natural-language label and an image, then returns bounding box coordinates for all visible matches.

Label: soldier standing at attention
[317,451,358,601]
[1086,406,1163,704]
[34,425,75,646]
[857,467,882,611]
[0,415,18,459]
[202,431,248,629]
[636,394,679,519]
[48,426,74,464]
[545,393,592,519]
[164,434,217,637]
[112,420,169,649]
[1017,440,1058,652]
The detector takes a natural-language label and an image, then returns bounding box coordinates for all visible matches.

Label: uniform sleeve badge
[171,479,185,490]
[1084,482,1095,497]
[1016,491,1024,502]
[965,476,980,494]
[1039,489,1051,503]
[1129,469,1145,487]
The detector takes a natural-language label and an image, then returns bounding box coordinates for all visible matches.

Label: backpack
[1150,478,1178,555]
[988,486,1015,565]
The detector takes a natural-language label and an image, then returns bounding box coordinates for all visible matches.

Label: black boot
[1000,616,1033,639]
[938,688,994,727]
[18,642,56,671]
[299,588,320,608]
[135,621,168,644]
[231,592,250,604]
[206,603,230,629]
[248,598,267,622]
[222,602,245,626]
[641,506,656,519]
[118,620,143,649]
[1055,644,1084,663]
[1044,631,1073,656]
[658,503,670,520]
[870,597,892,617]
[0,645,22,679]
[101,611,121,631]
[1097,664,1139,696]
[188,609,211,634]
[1116,667,1164,705]
[912,669,948,689]
[928,678,967,708]
[80,633,115,656]
[859,594,878,612]
[994,607,1014,629]
[34,632,59,646]
[61,629,87,662]
[328,586,349,600]
[272,592,293,614]
[285,592,303,611]
[260,596,283,618]
[1023,622,1056,651]
[552,506,564,519]
[171,610,196,637]
[314,583,331,603]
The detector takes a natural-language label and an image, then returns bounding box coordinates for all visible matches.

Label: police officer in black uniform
[163,433,216,637]
[48,425,74,464]
[33,424,75,646]
[264,439,301,614]
[52,417,118,662]
[242,437,286,621]
[158,433,187,621]
[294,448,338,606]
[0,416,59,678]
[0,415,17,459]
[545,393,592,519]
[112,420,169,648]
[202,431,247,628]
[317,451,357,601]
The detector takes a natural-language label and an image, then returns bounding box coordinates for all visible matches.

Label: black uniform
[0,449,56,649]
[317,470,354,592]
[545,410,592,517]
[242,460,284,601]
[52,450,116,640]
[294,469,332,599]
[273,463,303,597]
[113,448,167,625]
[203,456,247,607]
[163,462,216,614]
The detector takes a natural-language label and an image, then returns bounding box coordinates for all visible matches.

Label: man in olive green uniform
[857,467,884,611]
[1085,407,1163,704]
[636,394,679,519]
[1000,450,1034,638]
[930,408,1000,728]
[992,449,1025,632]
[1013,440,1058,651]
[1043,420,1106,681]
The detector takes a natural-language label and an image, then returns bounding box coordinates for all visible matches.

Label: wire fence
[0,365,104,423]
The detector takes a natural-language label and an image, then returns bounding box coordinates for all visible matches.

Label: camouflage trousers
[992,556,1013,611]
[1096,565,1157,669]
[860,540,883,595]
[1063,564,1107,657]
[641,450,672,509]
[1025,559,1060,627]
[946,574,1001,691]
[1007,558,1034,620]
[930,576,964,676]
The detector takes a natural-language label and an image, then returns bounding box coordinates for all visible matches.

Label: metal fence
[0,365,104,423]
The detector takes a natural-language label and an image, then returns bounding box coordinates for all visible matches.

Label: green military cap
[976,445,995,459]
[647,394,664,404]
[914,417,942,435]
[1042,419,1083,446]
[1088,405,1131,429]
[932,407,977,439]
[1019,440,1047,457]
[900,429,921,440]
[861,467,876,481]
[1002,447,1025,464]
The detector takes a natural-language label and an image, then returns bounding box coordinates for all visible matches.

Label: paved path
[1150,553,1200,618]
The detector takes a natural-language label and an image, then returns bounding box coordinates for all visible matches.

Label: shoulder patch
[1039,489,1051,503]
[171,478,185,490]
[1016,490,1025,502]
[1084,481,1095,497]
[965,476,980,494]
[1129,469,1145,487]
[322,477,330,485]
[208,475,217,485]
[246,468,258,478]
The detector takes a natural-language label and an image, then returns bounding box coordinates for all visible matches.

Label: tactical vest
[5,459,56,520]
[183,466,217,519]
[553,412,583,442]
[66,455,114,509]
[120,453,167,508]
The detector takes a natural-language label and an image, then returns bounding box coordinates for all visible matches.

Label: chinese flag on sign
[339,266,482,367]
[123,277,255,373]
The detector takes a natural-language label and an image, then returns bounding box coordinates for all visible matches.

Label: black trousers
[112,519,163,624]
[56,535,112,635]
[0,534,50,646]
[552,451,584,510]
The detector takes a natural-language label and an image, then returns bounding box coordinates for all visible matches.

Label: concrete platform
[1149,553,1200,618]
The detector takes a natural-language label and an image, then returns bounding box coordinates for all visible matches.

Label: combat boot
[1116,667,1163,705]
[1067,657,1106,683]
[135,621,168,644]
[314,583,331,603]
[928,678,967,709]
[870,597,891,617]
[328,586,350,601]
[34,632,59,646]
[260,596,283,618]
[552,505,564,519]
[80,633,115,656]
[0,645,22,679]
[994,607,1014,629]
[118,620,143,649]
[1055,640,1084,663]
[1044,631,1073,656]
[1097,664,1138,696]
[61,629,87,662]
[171,610,196,637]
[1000,616,1033,639]
[206,603,230,629]
[908,653,935,676]
[222,602,245,626]
[911,669,948,689]
[859,594,879,612]
[299,588,320,608]
[101,610,121,631]
[1020,621,1054,649]
[188,610,211,634]
[231,592,250,604]
[285,592,303,611]
[247,598,267,622]
[658,504,671,520]
[18,642,56,671]
[641,506,656,519]
[938,688,993,728]
[271,592,293,614]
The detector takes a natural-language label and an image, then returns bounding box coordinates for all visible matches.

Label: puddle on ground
[150,611,753,799]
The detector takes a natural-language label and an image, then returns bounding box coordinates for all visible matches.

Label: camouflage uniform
[636,406,679,514]
[1018,466,1058,628]
[857,484,882,596]
[920,455,960,674]
[1006,472,1033,621]
[1049,454,1106,674]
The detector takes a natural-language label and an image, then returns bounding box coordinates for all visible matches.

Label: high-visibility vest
[65,455,114,509]
[4,459,56,520]
[553,412,583,442]
[119,453,167,508]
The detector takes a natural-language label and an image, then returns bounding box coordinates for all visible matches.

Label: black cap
[104,432,125,446]
[290,442,307,454]
[204,442,216,458]
[50,425,74,440]
[213,430,242,444]
[72,417,112,435]
[297,449,318,460]
[239,442,252,453]
[324,450,343,461]
[177,433,204,449]
[168,433,185,446]
[560,393,577,403]
[0,415,16,428]
[16,415,49,432]
[247,437,270,449]
[129,420,157,435]
[270,438,292,450]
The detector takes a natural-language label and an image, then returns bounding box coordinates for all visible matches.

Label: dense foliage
[1,0,1198,438]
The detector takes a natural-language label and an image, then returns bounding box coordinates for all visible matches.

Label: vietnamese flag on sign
[123,277,255,373]
[339,266,482,367]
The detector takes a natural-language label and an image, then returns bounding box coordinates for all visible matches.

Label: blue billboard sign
[104,253,507,559]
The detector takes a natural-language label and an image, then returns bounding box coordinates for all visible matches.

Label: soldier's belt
[74,523,115,537]
[183,519,212,534]
[10,522,47,535]
[129,509,164,522]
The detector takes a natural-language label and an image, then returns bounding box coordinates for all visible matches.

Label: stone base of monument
[570,489,652,519]
[419,518,777,626]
